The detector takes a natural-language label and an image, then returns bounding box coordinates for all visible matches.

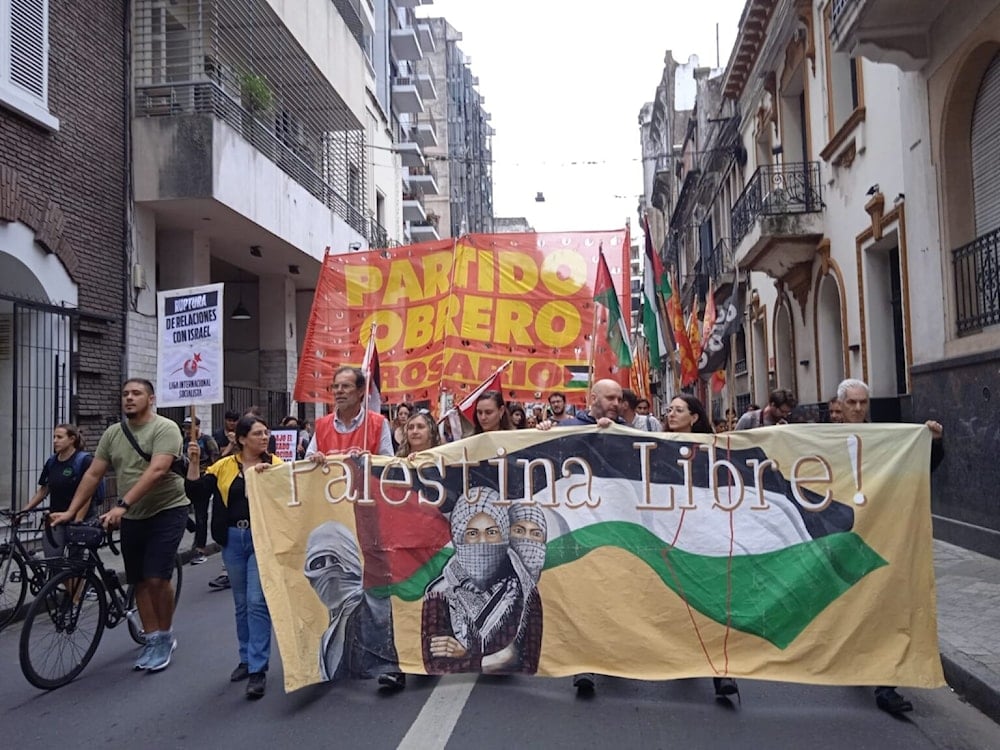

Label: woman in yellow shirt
[185,415,281,700]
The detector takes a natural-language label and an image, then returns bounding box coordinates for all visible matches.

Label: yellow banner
[247,424,944,693]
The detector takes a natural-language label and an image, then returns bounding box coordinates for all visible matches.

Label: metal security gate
[1,297,77,510]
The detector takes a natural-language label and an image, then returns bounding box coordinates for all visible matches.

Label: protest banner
[293,231,632,408]
[271,429,298,462]
[156,283,225,407]
[246,424,945,693]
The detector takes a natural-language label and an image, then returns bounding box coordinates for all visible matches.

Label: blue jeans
[221,527,271,674]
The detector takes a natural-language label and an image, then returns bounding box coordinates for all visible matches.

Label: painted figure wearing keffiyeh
[422,487,543,674]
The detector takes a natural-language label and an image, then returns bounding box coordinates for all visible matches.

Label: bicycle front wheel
[19,569,107,690]
[125,554,183,645]
[0,549,27,631]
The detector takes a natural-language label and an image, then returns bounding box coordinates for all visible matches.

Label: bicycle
[0,509,58,631]
[18,521,183,690]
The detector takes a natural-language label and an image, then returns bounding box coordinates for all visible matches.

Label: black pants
[190,493,210,550]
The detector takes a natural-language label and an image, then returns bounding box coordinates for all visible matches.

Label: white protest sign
[157,283,225,407]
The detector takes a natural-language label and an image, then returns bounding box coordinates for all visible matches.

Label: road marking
[397,674,478,750]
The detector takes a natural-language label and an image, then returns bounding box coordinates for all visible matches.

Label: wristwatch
[116,497,129,509]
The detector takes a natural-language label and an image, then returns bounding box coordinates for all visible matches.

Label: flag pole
[589,245,604,386]
[361,321,377,451]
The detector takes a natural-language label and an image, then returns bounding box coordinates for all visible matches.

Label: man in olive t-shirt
[52,378,189,673]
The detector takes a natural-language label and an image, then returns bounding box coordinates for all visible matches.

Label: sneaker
[133,636,159,671]
[378,672,406,690]
[573,673,595,694]
[146,634,177,672]
[231,662,249,682]
[874,686,913,714]
[713,677,739,697]
[208,574,230,590]
[246,672,266,699]
[190,554,208,566]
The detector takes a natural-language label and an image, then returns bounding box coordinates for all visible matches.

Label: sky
[416,0,748,234]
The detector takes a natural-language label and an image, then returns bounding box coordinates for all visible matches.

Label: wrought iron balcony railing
[953,226,1000,335]
[730,162,824,247]
[831,0,855,25]
[708,238,735,281]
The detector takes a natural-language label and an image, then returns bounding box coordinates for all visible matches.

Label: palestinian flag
[594,250,633,368]
[360,432,887,649]
[564,364,590,389]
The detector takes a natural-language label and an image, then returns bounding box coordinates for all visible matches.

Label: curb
[940,647,1000,725]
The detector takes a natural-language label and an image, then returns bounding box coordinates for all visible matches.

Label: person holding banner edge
[836,377,944,715]
[305,365,403,690]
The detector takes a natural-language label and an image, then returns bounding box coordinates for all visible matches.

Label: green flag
[594,250,633,367]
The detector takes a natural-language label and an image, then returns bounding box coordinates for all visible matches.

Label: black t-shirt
[38,452,94,514]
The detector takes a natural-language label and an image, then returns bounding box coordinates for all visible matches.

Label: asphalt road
[2,560,999,750]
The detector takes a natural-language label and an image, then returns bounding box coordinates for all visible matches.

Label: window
[0,0,59,129]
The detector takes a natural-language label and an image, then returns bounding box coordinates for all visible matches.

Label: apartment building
[416,16,493,238]
[651,0,1000,555]
[130,0,379,424]
[0,1,128,504]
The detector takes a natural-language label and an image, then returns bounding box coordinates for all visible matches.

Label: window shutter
[9,0,47,103]
[972,53,1000,236]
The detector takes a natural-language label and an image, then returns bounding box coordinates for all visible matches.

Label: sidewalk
[933,538,1000,724]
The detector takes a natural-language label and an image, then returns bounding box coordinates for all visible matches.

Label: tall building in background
[385,0,440,243]
[418,16,494,238]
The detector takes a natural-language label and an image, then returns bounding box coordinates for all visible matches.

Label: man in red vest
[305,367,393,458]
[304,366,404,692]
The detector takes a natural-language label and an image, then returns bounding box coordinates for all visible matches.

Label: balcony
[830,0,944,70]
[391,77,425,114]
[953,226,1000,335]
[407,167,439,195]
[402,195,427,223]
[416,73,437,101]
[390,27,423,61]
[410,219,440,241]
[730,162,824,278]
[132,0,368,240]
[396,140,426,169]
[707,238,736,285]
[417,23,436,54]
[413,114,438,148]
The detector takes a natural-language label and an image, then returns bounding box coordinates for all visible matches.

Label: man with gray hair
[836,377,944,714]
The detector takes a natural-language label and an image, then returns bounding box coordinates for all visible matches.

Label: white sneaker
[146,635,177,672]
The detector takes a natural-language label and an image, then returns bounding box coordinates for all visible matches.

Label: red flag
[711,369,726,393]
[361,328,382,415]
[702,280,717,346]
[666,271,698,386]
[456,361,510,422]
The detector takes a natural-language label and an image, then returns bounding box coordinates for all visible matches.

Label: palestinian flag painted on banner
[361,432,884,650]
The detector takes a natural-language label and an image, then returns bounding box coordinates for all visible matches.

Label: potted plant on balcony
[240,72,273,113]
[426,210,440,228]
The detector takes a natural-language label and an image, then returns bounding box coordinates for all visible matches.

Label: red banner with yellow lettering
[294,231,631,407]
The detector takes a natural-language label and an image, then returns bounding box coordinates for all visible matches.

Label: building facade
[418,16,493,238]
[129,0,380,427]
[0,1,128,506]
[651,0,1000,557]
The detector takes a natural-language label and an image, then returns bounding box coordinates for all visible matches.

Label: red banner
[294,231,631,407]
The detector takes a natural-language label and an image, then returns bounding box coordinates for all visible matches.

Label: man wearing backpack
[22,423,104,558]
[51,378,189,673]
